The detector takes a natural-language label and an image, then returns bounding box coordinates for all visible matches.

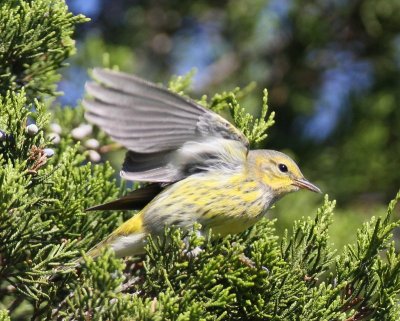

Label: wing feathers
[91,68,205,115]
[83,76,204,153]
[83,68,249,182]
[121,169,177,182]
[85,82,203,120]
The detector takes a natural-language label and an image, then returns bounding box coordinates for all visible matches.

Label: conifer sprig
[0,0,88,98]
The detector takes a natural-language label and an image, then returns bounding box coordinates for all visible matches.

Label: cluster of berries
[1,121,103,164]
[70,123,101,163]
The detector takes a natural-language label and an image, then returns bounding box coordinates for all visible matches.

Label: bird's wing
[86,184,163,211]
[83,68,249,182]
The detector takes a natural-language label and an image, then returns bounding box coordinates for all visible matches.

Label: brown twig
[27,145,48,175]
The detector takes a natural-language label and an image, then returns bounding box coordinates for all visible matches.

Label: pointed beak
[293,178,322,193]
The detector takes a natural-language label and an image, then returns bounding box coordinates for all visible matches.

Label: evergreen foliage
[0,0,87,99]
[0,1,399,320]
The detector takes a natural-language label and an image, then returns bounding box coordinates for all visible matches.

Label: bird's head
[248,150,321,198]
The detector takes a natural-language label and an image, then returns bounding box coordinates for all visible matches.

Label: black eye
[278,164,288,173]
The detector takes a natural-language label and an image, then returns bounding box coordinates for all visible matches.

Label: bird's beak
[293,178,322,193]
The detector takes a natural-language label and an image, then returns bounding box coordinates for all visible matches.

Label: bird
[82,68,321,259]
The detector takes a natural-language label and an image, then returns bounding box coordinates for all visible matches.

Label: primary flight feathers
[83,68,249,183]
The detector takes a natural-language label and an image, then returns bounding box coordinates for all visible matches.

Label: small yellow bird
[82,68,321,258]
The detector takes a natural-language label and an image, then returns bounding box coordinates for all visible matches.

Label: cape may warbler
[82,68,321,258]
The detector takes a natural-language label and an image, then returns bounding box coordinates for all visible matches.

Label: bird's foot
[238,254,269,273]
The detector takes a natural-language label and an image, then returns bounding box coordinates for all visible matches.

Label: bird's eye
[278,164,288,173]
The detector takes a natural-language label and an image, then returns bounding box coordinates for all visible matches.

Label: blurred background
[62,0,400,249]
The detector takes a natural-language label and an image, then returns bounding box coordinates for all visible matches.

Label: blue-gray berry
[43,148,55,158]
[48,133,61,144]
[26,124,39,136]
[71,124,92,140]
[50,123,62,134]
[85,138,100,149]
[88,150,101,162]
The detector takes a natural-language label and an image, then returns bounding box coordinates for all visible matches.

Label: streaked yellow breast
[142,171,272,237]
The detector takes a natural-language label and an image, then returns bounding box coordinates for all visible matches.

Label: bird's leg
[238,253,269,273]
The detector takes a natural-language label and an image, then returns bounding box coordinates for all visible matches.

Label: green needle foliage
[0,0,88,99]
[0,1,399,320]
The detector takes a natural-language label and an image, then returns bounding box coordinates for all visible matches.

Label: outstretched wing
[83,68,249,182]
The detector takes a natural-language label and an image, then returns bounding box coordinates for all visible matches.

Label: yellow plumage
[82,68,321,260]
[87,171,266,257]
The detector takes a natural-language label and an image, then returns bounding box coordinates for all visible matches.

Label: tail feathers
[51,210,147,281]
[85,212,147,259]
[48,258,81,281]
[86,184,163,211]
[84,237,110,259]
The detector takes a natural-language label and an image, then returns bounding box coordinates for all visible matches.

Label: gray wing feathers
[88,68,205,115]
[83,68,248,182]
[120,151,178,182]
[84,80,201,153]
